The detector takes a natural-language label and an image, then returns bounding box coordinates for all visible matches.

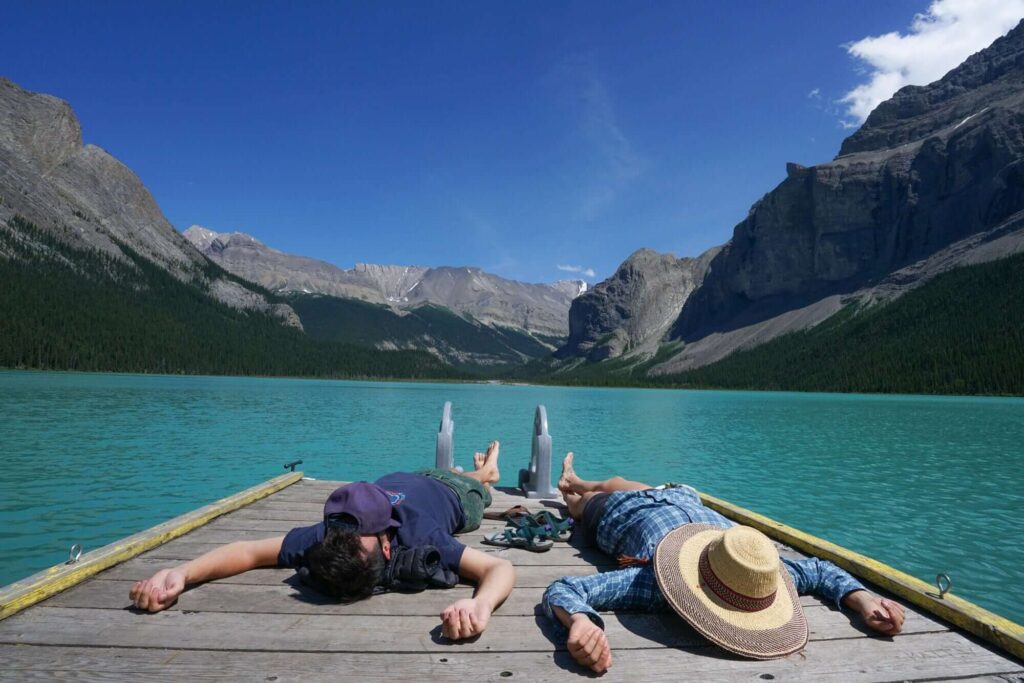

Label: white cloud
[557,264,596,278]
[840,0,1024,126]
[807,87,821,100]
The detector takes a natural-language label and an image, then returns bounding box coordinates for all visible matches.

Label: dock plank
[93,557,611,587]
[46,577,852,612]
[3,477,1021,682]
[1,633,1020,683]
[0,605,947,652]
[42,578,950,638]
[137,540,616,566]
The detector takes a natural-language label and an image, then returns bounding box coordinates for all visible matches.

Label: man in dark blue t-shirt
[130,442,513,641]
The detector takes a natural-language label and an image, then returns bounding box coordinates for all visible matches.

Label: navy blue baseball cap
[323,482,401,534]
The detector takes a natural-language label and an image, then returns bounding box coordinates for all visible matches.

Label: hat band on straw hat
[698,546,777,613]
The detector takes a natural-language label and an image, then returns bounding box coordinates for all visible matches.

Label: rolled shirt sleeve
[783,557,866,608]
[542,566,668,637]
[544,556,866,640]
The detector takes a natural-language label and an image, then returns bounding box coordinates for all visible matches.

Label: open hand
[845,591,905,635]
[441,597,491,640]
[861,596,906,635]
[129,568,186,613]
[567,614,613,673]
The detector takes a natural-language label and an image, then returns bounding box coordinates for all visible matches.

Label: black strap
[377,544,458,593]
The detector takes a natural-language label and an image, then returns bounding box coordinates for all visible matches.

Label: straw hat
[653,523,808,659]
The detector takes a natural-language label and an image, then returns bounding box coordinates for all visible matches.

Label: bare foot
[475,440,501,485]
[559,452,578,493]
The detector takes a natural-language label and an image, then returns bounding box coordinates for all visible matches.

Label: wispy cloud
[807,88,821,100]
[549,56,646,221]
[557,264,596,278]
[839,0,1024,127]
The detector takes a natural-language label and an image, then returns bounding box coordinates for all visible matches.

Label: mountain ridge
[0,77,299,327]
[555,19,1024,377]
[184,224,586,338]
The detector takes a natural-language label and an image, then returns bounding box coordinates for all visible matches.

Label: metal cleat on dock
[435,401,454,470]
[519,405,559,499]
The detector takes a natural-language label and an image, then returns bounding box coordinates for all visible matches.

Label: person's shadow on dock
[281,574,346,605]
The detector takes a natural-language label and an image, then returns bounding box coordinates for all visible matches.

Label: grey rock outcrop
[670,20,1024,343]
[185,226,584,338]
[838,25,1024,156]
[0,78,298,326]
[553,21,1024,375]
[558,247,718,361]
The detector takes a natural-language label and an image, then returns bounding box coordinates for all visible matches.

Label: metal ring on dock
[936,573,952,598]
[67,544,82,564]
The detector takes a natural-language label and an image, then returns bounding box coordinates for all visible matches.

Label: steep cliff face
[671,21,1024,342]
[839,25,1024,156]
[0,78,297,325]
[558,247,718,361]
[185,226,583,338]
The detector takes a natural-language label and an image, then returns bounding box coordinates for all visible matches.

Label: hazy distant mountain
[556,21,1024,378]
[184,225,586,338]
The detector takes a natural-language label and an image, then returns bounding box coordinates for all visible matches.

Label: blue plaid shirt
[543,487,865,632]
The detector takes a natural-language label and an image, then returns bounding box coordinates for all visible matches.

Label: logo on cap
[322,482,402,534]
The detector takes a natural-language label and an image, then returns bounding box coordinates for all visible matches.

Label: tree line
[0,216,460,380]
[3,212,1021,395]
[525,251,1024,396]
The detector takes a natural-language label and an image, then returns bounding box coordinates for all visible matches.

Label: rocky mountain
[558,20,1024,375]
[184,226,585,339]
[557,247,718,361]
[0,78,299,327]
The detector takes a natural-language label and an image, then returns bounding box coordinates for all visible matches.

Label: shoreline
[3,365,1022,400]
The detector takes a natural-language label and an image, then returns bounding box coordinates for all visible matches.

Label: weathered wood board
[0,477,1020,682]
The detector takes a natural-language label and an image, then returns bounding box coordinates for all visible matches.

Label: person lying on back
[544,453,906,672]
[130,442,513,641]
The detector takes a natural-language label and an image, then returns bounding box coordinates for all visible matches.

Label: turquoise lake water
[1,370,1022,624]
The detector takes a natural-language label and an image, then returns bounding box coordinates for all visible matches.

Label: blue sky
[2,1,1016,283]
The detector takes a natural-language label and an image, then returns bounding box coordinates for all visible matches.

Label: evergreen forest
[3,214,1022,395]
[537,251,1024,396]
[0,216,459,380]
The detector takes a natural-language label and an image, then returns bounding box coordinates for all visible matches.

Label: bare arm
[440,547,515,640]
[129,536,284,613]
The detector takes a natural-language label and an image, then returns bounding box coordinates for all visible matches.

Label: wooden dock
[1,476,1022,681]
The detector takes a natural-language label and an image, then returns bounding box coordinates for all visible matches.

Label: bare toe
[559,452,576,490]
[473,452,485,470]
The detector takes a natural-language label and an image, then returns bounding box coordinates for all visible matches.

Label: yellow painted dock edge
[0,471,303,622]
[698,491,1024,662]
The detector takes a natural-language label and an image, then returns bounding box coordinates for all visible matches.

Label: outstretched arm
[129,535,284,613]
[784,557,905,635]
[543,566,666,673]
[440,547,515,640]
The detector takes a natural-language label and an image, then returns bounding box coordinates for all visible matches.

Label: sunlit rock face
[552,21,1024,371]
[672,20,1024,341]
[558,247,719,361]
[185,226,585,338]
[0,78,299,327]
